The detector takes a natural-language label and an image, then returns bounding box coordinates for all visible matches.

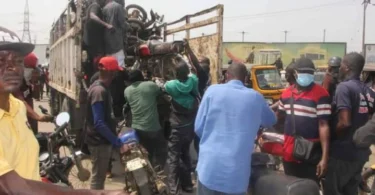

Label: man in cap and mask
[277,57,330,184]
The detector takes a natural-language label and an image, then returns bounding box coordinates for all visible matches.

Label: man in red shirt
[13,53,53,133]
[277,58,331,183]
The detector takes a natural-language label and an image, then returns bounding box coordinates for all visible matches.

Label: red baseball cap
[24,52,38,68]
[98,56,123,71]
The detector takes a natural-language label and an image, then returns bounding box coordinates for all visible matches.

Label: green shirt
[124,81,162,131]
[165,74,199,109]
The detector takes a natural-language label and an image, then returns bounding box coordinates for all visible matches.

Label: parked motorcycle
[256,127,284,170]
[118,106,168,195]
[38,111,92,188]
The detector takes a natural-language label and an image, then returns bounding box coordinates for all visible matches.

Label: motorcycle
[256,127,284,171]
[250,152,321,195]
[38,111,92,188]
[118,106,168,195]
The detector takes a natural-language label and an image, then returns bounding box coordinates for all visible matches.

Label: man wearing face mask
[13,52,53,134]
[277,58,331,183]
[322,57,341,102]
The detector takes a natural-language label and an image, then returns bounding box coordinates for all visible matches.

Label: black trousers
[167,125,194,195]
[135,129,167,169]
[323,158,365,195]
[283,161,319,184]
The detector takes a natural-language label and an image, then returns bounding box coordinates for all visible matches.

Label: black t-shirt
[330,78,375,161]
[83,3,105,56]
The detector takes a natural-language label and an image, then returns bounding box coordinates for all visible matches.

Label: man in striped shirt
[277,58,331,183]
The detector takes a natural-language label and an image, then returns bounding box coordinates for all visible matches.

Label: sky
[0,0,374,52]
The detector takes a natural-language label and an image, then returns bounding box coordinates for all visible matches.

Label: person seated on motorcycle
[12,52,53,134]
[0,26,128,195]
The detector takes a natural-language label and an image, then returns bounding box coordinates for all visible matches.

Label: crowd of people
[1,2,375,194]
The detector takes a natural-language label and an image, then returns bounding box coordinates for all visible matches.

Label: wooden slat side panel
[188,34,220,84]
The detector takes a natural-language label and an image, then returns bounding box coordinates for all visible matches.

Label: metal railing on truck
[163,4,224,84]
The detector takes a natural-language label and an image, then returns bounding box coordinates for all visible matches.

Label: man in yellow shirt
[0,26,128,195]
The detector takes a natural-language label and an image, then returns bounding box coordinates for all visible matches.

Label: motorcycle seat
[261,132,284,144]
[119,129,139,144]
[252,173,320,195]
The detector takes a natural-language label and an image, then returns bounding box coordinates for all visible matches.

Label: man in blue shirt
[195,63,276,195]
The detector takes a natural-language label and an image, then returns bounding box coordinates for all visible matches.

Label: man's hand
[316,158,328,178]
[39,115,54,122]
[106,24,114,30]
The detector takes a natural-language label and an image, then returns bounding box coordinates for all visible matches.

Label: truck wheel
[49,89,60,116]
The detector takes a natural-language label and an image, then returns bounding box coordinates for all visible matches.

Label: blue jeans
[197,180,246,195]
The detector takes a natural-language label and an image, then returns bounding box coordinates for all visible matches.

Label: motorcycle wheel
[132,167,153,195]
[359,168,375,195]
[125,4,148,22]
[66,155,93,189]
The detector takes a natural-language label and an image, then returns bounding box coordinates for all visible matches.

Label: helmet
[0,26,34,55]
[328,57,342,68]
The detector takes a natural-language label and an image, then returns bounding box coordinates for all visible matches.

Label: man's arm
[354,114,375,147]
[13,92,51,122]
[317,95,331,162]
[92,102,122,147]
[0,171,124,195]
[185,42,208,85]
[91,88,122,147]
[260,95,277,128]
[194,88,211,138]
[90,12,112,29]
[334,84,352,135]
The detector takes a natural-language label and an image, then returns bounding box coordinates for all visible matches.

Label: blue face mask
[296,73,314,87]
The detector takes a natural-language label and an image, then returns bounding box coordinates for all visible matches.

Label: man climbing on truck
[103,0,126,68]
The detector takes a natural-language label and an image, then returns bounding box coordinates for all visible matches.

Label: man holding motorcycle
[0,26,128,195]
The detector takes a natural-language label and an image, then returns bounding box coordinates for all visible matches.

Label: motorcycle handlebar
[39,105,49,115]
[50,122,68,138]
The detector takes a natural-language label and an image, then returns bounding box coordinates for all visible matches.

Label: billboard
[222,42,347,69]
[364,44,375,71]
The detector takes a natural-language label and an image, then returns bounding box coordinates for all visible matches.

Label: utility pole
[362,0,374,53]
[239,31,249,42]
[283,30,289,43]
[21,0,32,43]
[323,29,326,42]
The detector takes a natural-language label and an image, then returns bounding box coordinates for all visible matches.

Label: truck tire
[49,89,60,116]
[125,4,148,22]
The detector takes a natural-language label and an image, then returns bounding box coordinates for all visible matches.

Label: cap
[295,57,316,72]
[24,53,38,68]
[98,56,123,71]
[0,26,34,56]
[328,56,342,68]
